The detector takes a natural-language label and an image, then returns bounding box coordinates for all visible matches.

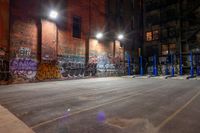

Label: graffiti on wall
[96,54,114,71]
[0,57,9,81]
[0,48,6,56]
[88,54,125,76]
[36,62,61,81]
[19,47,31,57]
[11,16,37,55]
[10,58,37,80]
[58,55,85,78]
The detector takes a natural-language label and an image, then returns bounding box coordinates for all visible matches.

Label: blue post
[153,55,158,76]
[197,54,200,76]
[180,54,183,76]
[190,52,194,77]
[132,57,134,75]
[128,54,131,76]
[171,54,175,77]
[165,56,169,75]
[140,56,143,76]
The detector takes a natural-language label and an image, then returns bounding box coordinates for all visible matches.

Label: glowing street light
[96,32,103,39]
[118,34,124,40]
[49,10,58,19]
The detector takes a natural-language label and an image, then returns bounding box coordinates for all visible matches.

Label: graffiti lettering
[36,63,61,81]
[58,55,85,78]
[89,54,125,76]
[0,58,9,81]
[10,58,37,80]
[19,47,31,57]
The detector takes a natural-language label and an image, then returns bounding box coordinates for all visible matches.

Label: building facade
[143,0,200,57]
[106,0,143,74]
[0,0,127,84]
[143,0,200,74]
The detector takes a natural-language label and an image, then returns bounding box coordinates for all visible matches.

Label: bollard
[128,55,131,76]
[132,57,135,75]
[180,54,183,76]
[196,54,200,76]
[190,52,194,77]
[140,56,143,76]
[171,54,175,77]
[153,55,158,76]
[165,56,169,75]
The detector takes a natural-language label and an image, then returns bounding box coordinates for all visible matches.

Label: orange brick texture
[3,0,126,83]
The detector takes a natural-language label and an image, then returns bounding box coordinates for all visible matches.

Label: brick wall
[7,0,125,83]
[0,0,9,82]
[0,0,9,54]
[42,20,57,60]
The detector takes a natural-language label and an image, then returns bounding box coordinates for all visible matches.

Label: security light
[118,34,124,40]
[96,32,103,39]
[49,10,58,19]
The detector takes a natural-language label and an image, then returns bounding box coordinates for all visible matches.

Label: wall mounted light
[118,34,124,40]
[96,32,103,39]
[49,10,58,19]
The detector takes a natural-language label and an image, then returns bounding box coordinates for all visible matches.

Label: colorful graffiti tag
[0,58,9,81]
[36,62,61,81]
[58,55,85,78]
[10,58,37,80]
[19,47,31,57]
[89,54,125,77]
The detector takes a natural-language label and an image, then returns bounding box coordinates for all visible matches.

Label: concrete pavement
[0,77,200,133]
[0,105,35,133]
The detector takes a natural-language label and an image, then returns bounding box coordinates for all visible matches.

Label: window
[169,44,176,54]
[153,30,159,40]
[161,44,176,55]
[146,31,153,41]
[73,16,81,38]
[162,44,168,55]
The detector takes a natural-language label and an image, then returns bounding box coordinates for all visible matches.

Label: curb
[0,105,35,133]
[122,75,200,80]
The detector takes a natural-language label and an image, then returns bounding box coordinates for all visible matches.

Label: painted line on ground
[157,89,200,130]
[31,93,142,129]
[10,80,150,112]
[31,85,164,129]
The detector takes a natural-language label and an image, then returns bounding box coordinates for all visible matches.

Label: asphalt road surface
[0,77,200,133]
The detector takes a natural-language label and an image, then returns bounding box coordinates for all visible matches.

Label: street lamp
[96,32,103,39]
[49,10,58,19]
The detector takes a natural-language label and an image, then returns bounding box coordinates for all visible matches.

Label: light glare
[49,10,58,19]
[96,33,103,39]
[118,34,124,40]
